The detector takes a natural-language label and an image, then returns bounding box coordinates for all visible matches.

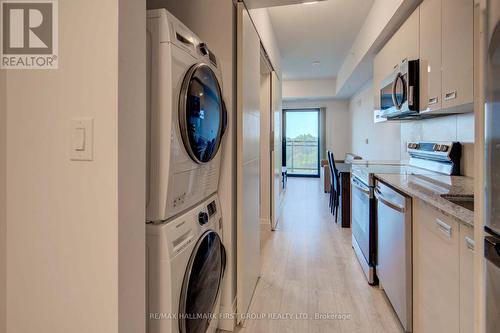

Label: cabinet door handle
[435,218,452,238]
[428,97,439,105]
[465,236,475,251]
[444,90,457,101]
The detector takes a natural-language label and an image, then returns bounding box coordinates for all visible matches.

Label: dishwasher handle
[375,187,406,213]
[351,178,372,196]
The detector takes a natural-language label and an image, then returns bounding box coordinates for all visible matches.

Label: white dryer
[147,194,226,333]
[147,9,227,223]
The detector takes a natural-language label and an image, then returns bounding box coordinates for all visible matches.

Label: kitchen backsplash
[400,112,475,177]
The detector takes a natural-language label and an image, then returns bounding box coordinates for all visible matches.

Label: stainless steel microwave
[379,59,422,120]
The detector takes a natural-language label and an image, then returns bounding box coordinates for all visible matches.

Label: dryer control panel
[207,200,217,217]
[198,212,209,226]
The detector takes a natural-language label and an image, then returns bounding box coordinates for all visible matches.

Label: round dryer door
[179,230,226,333]
[179,63,227,164]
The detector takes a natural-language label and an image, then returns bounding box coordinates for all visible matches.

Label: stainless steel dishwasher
[375,180,412,332]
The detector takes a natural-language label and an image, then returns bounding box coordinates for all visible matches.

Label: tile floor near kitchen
[236,178,403,333]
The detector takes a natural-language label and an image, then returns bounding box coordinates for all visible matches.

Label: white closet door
[236,3,261,324]
[271,71,283,230]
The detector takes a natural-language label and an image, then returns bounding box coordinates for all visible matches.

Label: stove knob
[408,143,413,149]
[198,212,209,225]
[440,145,449,152]
[433,144,440,151]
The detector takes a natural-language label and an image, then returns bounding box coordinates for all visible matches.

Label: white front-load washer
[146,9,228,223]
[147,194,226,333]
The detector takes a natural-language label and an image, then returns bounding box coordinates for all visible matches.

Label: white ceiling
[244,0,317,9]
[267,0,374,80]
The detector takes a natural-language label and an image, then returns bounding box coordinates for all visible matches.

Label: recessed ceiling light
[312,60,321,66]
[303,1,320,5]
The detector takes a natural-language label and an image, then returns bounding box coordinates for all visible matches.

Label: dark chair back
[329,151,340,194]
[327,151,334,187]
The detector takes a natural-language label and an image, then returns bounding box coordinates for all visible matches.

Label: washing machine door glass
[180,63,225,164]
[179,230,226,333]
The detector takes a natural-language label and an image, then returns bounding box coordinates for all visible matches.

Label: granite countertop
[375,173,475,227]
[335,163,352,173]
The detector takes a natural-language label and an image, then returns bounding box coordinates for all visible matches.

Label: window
[283,109,320,177]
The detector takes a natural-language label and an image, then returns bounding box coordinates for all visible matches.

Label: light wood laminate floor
[235,178,403,333]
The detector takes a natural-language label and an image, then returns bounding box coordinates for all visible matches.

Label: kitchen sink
[441,195,474,212]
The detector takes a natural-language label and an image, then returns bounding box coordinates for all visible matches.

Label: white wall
[118,1,146,332]
[0,65,6,333]
[349,81,402,161]
[336,0,421,97]
[5,1,146,332]
[6,1,120,332]
[348,80,475,175]
[260,73,271,224]
[400,114,475,176]
[248,8,282,78]
[146,1,238,330]
[283,99,351,160]
[337,0,403,91]
[283,79,337,100]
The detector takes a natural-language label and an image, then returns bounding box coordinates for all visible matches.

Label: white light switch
[70,118,93,161]
[72,127,85,151]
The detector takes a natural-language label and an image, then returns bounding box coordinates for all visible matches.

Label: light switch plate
[70,118,93,161]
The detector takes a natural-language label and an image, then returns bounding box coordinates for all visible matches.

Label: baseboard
[218,296,237,332]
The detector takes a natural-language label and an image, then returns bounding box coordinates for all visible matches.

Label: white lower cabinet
[413,199,460,333]
[459,224,475,333]
[413,199,475,332]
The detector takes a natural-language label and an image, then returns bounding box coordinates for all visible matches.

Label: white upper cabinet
[419,0,442,112]
[441,0,474,110]
[374,0,474,118]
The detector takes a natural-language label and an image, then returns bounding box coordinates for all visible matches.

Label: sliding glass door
[283,109,320,177]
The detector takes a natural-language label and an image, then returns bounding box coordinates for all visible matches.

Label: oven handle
[351,178,371,196]
[375,187,406,213]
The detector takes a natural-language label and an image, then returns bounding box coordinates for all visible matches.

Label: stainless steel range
[350,141,462,285]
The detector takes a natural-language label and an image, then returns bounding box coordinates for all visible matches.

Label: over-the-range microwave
[379,58,474,120]
[379,59,425,120]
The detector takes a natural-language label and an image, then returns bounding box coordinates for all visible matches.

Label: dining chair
[327,151,335,212]
[328,150,341,223]
[332,158,340,224]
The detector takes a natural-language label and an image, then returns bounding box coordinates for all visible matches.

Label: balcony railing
[285,138,319,175]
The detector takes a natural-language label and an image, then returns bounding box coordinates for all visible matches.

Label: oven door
[351,176,373,265]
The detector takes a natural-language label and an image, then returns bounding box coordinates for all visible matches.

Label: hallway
[237,178,403,333]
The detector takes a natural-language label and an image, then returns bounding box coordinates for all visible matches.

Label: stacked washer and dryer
[146,9,227,333]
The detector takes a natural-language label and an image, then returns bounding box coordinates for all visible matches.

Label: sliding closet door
[270,71,283,230]
[236,3,261,323]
